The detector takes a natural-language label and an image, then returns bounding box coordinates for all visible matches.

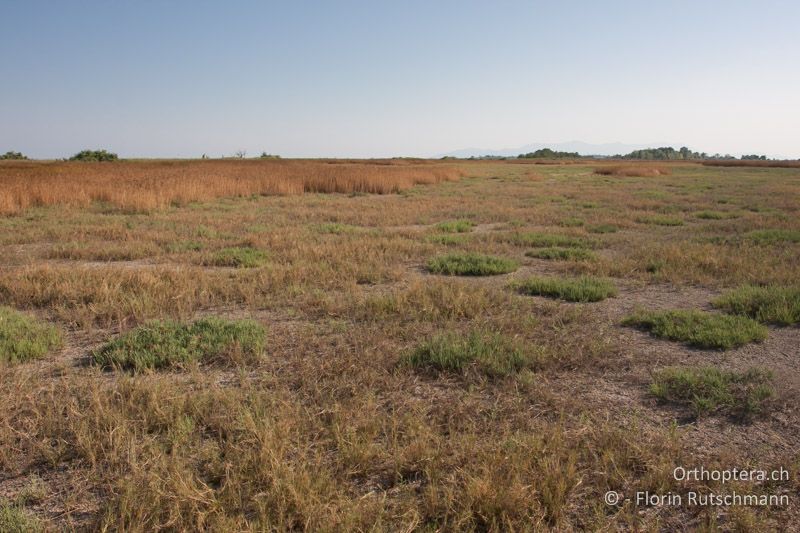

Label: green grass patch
[504,231,590,248]
[650,366,773,418]
[525,247,595,261]
[404,331,527,377]
[206,247,267,268]
[435,220,475,233]
[0,307,62,365]
[558,217,585,227]
[93,318,266,371]
[745,229,800,244]
[694,210,739,220]
[514,276,617,302]
[0,503,42,533]
[636,215,684,226]
[426,253,518,276]
[713,285,800,326]
[587,224,618,234]
[623,309,767,349]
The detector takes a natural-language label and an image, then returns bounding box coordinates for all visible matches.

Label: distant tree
[69,149,118,162]
[741,154,767,160]
[622,147,703,160]
[259,152,281,159]
[234,150,247,159]
[0,151,28,160]
[518,148,581,159]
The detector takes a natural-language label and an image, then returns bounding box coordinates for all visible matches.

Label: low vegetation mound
[0,307,62,364]
[404,331,527,377]
[694,210,739,220]
[514,276,617,302]
[623,309,767,350]
[650,366,773,419]
[92,318,266,371]
[713,285,800,325]
[427,253,518,276]
[435,220,475,233]
[525,247,594,261]
[635,214,684,226]
[745,229,800,244]
[587,224,618,234]
[595,165,671,177]
[0,160,462,215]
[205,247,268,268]
[503,231,590,248]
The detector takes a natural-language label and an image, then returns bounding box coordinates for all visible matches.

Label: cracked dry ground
[0,160,798,531]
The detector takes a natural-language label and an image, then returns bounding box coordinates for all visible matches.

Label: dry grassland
[0,160,798,531]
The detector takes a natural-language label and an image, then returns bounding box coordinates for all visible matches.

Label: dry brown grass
[594,164,671,177]
[0,159,462,215]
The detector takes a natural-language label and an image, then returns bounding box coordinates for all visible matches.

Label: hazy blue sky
[2,1,799,158]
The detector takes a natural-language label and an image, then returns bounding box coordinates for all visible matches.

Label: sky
[2,0,799,159]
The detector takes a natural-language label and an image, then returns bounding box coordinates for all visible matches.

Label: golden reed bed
[0,159,462,215]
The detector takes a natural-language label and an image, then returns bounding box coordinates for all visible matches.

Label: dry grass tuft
[0,160,462,215]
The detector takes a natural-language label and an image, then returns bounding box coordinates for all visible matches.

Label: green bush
[0,307,62,364]
[206,247,267,268]
[694,210,738,220]
[713,285,800,326]
[623,309,767,349]
[93,318,266,371]
[525,247,594,261]
[404,331,527,377]
[69,149,119,162]
[435,220,475,233]
[427,253,518,276]
[650,366,773,418]
[745,229,800,244]
[514,276,617,302]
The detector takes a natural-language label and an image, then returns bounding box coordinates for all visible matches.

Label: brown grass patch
[703,160,800,168]
[594,165,671,177]
[0,160,462,215]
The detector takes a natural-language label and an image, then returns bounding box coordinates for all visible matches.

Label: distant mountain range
[439,141,679,158]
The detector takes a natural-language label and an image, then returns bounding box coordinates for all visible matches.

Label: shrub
[0,307,62,364]
[650,366,773,418]
[404,331,527,377]
[426,253,518,276]
[587,224,618,234]
[435,220,475,233]
[636,215,684,226]
[92,318,266,371]
[206,247,267,268]
[514,276,617,302]
[504,232,589,248]
[745,229,800,244]
[622,309,767,349]
[0,151,28,160]
[69,149,119,162]
[525,247,594,261]
[713,285,800,326]
[694,210,738,220]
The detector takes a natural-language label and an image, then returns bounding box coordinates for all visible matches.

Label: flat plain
[0,159,798,531]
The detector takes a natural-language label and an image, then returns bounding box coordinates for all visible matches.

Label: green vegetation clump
[694,210,737,220]
[207,247,267,268]
[558,217,584,227]
[650,366,773,418]
[0,307,62,364]
[93,318,266,371]
[587,224,618,234]
[435,220,475,233]
[623,309,767,349]
[622,146,703,160]
[0,151,28,160]
[69,149,119,162]
[259,152,281,159]
[514,276,617,302]
[525,247,594,261]
[427,253,518,276]
[0,503,42,533]
[427,234,469,246]
[505,231,589,248]
[636,215,684,226]
[404,331,526,377]
[745,229,800,244]
[713,285,800,326]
